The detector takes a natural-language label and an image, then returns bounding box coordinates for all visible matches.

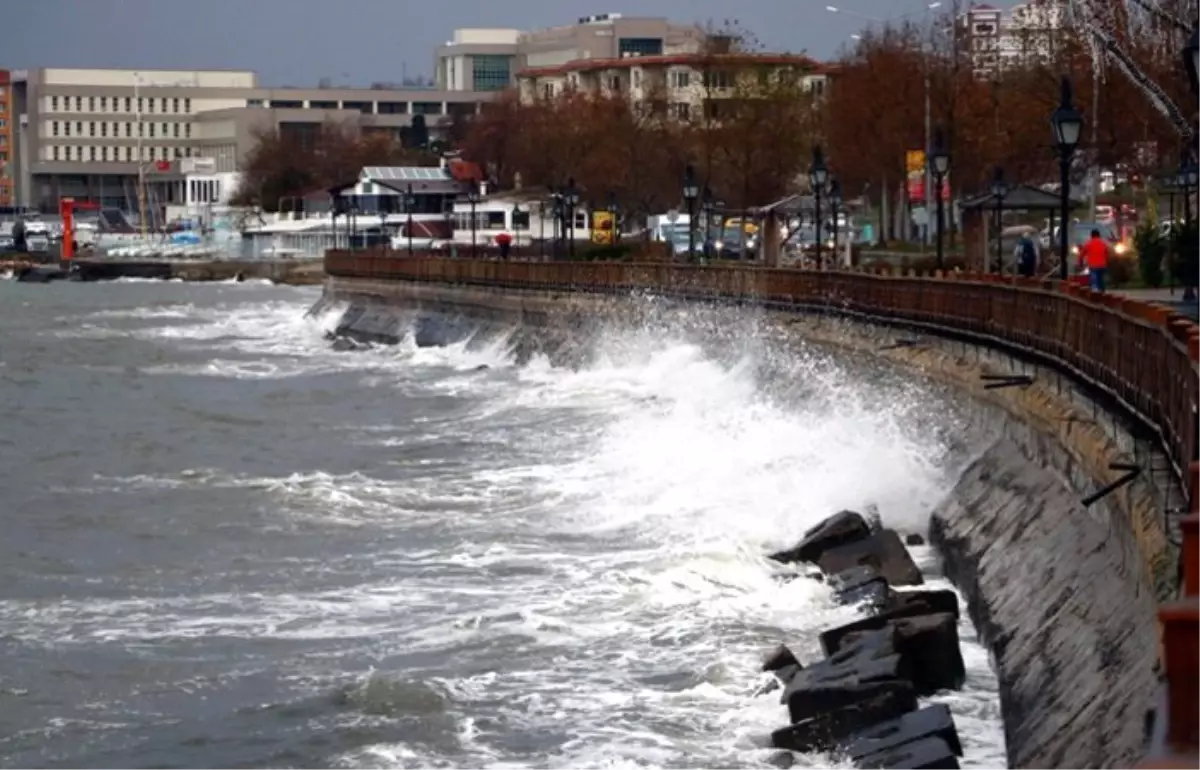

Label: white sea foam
[6,291,1005,768]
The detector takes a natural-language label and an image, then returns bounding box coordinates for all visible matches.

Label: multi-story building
[435,14,706,93]
[960,0,1065,76]
[4,67,493,211]
[516,52,829,117]
[0,69,13,206]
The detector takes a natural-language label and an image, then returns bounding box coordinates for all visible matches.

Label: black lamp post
[404,183,415,257]
[810,146,828,268]
[1184,21,1198,97]
[608,190,620,246]
[538,201,547,261]
[466,187,480,259]
[564,177,580,259]
[701,185,715,261]
[1051,75,1083,280]
[511,203,523,259]
[828,178,842,267]
[551,191,564,259]
[930,127,950,272]
[990,166,1009,274]
[1182,149,1198,224]
[682,164,699,261]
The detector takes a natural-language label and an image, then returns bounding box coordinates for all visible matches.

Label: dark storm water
[0,279,1005,769]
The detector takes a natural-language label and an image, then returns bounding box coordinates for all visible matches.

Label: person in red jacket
[1078,229,1111,292]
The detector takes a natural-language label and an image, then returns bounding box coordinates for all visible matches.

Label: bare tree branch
[1125,0,1192,32]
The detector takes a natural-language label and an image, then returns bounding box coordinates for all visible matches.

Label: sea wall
[321,276,1174,768]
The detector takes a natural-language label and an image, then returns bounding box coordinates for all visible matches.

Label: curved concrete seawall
[319,269,1194,768]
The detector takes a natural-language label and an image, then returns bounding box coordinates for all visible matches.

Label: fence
[327,249,1200,760]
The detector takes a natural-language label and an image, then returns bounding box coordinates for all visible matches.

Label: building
[3,67,494,212]
[434,14,707,93]
[960,1,1065,76]
[516,52,829,116]
[0,69,13,206]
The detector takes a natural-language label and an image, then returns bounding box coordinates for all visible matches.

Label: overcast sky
[2,0,1018,86]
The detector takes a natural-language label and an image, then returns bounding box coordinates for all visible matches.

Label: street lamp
[404,183,416,257]
[538,201,548,261]
[551,190,565,259]
[608,190,620,246]
[511,203,524,257]
[682,164,699,261]
[810,145,828,268]
[990,166,1009,274]
[1051,75,1083,280]
[701,185,715,260]
[930,127,950,272]
[828,178,842,266]
[564,178,580,259]
[1185,21,1198,96]
[466,186,481,259]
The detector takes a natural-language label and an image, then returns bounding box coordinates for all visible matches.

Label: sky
[1,0,1018,86]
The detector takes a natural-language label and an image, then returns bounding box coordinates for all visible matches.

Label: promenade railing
[326,249,1199,761]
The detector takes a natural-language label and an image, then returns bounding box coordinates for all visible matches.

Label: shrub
[1169,220,1199,289]
[1106,254,1138,287]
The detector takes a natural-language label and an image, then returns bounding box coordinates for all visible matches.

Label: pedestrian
[1015,231,1039,278]
[1078,228,1110,292]
[495,231,512,260]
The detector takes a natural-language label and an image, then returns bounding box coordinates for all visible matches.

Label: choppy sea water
[0,278,1005,768]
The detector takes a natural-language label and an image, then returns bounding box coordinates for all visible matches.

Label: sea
[0,278,1006,769]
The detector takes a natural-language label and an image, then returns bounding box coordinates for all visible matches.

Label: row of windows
[246,97,450,115]
[48,145,199,162]
[51,120,193,139]
[189,178,222,203]
[48,95,192,114]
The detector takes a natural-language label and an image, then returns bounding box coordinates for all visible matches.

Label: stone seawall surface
[321,276,1174,768]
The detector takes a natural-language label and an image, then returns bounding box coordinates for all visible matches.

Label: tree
[231,121,432,211]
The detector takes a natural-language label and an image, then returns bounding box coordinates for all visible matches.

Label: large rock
[854,735,960,769]
[768,510,872,564]
[762,644,801,673]
[781,655,910,724]
[829,565,889,609]
[884,589,960,620]
[821,601,954,657]
[891,612,966,694]
[817,529,924,586]
[770,684,918,753]
[843,704,963,760]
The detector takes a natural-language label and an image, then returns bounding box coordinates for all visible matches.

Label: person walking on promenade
[1015,231,1039,278]
[1078,228,1111,292]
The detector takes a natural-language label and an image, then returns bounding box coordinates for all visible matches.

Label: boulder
[781,656,910,724]
[770,683,918,753]
[766,751,795,769]
[905,533,926,546]
[843,704,963,760]
[768,510,872,564]
[891,612,966,694]
[884,589,960,620]
[854,736,960,769]
[773,663,803,685]
[817,529,924,586]
[820,602,954,657]
[762,644,801,673]
[829,565,889,609]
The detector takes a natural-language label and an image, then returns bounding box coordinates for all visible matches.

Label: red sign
[154,160,171,172]
[905,177,951,204]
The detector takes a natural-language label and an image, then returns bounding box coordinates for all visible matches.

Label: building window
[53,146,60,161]
[100,96,107,111]
[101,146,108,162]
[125,146,132,162]
[52,96,59,111]
[343,101,373,114]
[100,122,107,137]
[87,121,94,136]
[184,98,191,113]
[75,121,82,135]
[703,70,733,89]
[185,124,191,138]
[74,96,82,111]
[607,75,622,91]
[148,124,155,138]
[270,99,304,109]
[471,54,514,92]
[173,98,180,113]
[377,101,407,114]
[618,37,664,57]
[174,147,182,158]
[247,99,264,107]
[125,123,132,137]
[412,101,443,115]
[53,121,60,136]
[89,146,96,161]
[64,122,71,137]
[125,97,132,112]
[172,123,179,138]
[671,102,691,120]
[541,83,554,99]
